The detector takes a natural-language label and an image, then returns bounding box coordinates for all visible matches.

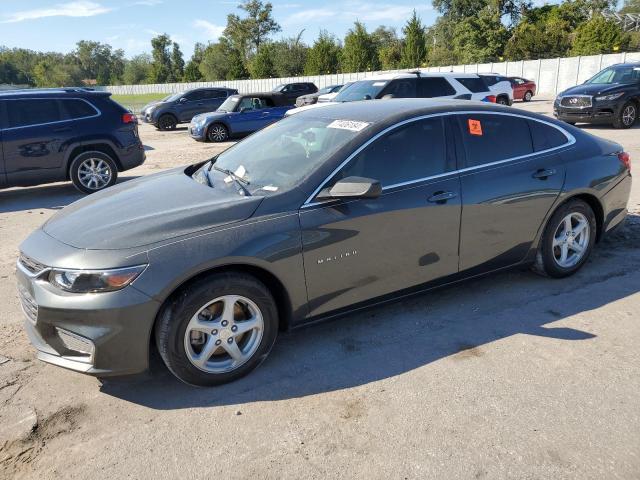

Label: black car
[554,62,640,128]
[295,84,344,107]
[141,87,238,131]
[0,88,145,194]
[271,82,318,103]
[16,99,631,386]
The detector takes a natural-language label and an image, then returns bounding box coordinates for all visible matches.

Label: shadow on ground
[101,215,640,410]
[0,176,140,214]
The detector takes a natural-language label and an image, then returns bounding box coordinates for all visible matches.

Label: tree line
[1,0,640,88]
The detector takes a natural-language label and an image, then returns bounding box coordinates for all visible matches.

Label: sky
[0,0,438,58]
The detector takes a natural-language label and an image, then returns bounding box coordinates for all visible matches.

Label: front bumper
[188,123,206,141]
[554,99,622,124]
[16,256,161,377]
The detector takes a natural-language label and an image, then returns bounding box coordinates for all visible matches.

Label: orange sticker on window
[468,119,483,136]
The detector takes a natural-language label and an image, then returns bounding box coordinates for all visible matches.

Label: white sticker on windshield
[327,120,371,132]
[262,185,278,191]
[372,81,387,86]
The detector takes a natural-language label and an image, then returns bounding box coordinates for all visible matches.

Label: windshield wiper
[213,165,251,196]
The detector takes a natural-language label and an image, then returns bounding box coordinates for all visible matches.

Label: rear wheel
[497,95,509,105]
[155,273,278,387]
[613,101,637,129]
[533,199,596,278]
[157,114,177,131]
[207,123,229,142]
[523,90,533,102]
[69,151,118,194]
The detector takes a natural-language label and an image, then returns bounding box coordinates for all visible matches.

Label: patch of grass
[110,93,169,113]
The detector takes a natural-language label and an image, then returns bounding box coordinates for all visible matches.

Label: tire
[155,272,278,387]
[207,123,229,142]
[533,199,596,278]
[497,96,509,105]
[523,90,533,102]
[69,151,118,194]
[613,101,637,129]
[157,114,177,131]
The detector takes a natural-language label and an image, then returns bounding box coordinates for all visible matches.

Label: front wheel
[155,273,278,387]
[69,151,118,194]
[157,114,177,131]
[613,101,637,129]
[533,199,596,278]
[207,123,229,142]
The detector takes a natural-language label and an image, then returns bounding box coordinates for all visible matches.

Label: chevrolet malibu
[16,99,632,387]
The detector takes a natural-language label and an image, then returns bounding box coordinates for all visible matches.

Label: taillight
[122,113,137,124]
[618,151,631,171]
[482,95,497,103]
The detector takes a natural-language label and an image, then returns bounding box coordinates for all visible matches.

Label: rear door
[299,116,461,316]
[205,89,228,112]
[3,98,71,186]
[454,112,570,273]
[232,97,267,133]
[178,90,208,121]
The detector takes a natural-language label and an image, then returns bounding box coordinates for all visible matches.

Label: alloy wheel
[552,212,590,268]
[208,124,228,142]
[524,91,532,101]
[622,105,636,126]
[184,295,264,374]
[77,158,112,190]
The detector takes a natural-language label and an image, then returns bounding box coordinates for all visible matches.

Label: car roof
[232,92,291,105]
[360,70,482,81]
[0,87,110,99]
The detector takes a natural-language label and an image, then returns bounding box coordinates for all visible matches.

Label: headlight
[48,265,147,293]
[595,92,625,101]
[193,116,206,126]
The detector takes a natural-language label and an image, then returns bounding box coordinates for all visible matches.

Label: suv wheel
[207,123,229,142]
[533,199,596,278]
[497,95,509,105]
[613,101,637,129]
[523,90,533,102]
[155,272,278,387]
[70,151,118,194]
[157,114,177,131]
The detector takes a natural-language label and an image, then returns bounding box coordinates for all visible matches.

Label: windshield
[587,66,640,85]
[271,84,285,92]
[165,93,182,102]
[218,95,240,112]
[194,115,366,194]
[334,80,388,102]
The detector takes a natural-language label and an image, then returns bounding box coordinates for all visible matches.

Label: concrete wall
[100,51,640,97]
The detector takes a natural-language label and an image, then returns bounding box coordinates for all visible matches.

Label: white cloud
[133,0,163,5]
[283,8,336,25]
[3,1,111,23]
[193,19,225,39]
[283,2,431,27]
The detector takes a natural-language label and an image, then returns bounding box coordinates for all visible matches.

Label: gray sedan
[16,99,632,386]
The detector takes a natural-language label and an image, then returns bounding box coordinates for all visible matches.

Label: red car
[509,77,537,102]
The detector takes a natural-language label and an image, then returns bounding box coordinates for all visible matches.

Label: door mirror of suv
[179,97,188,103]
[363,94,372,100]
[316,177,382,201]
[381,94,395,100]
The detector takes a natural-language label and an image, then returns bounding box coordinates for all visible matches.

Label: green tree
[571,16,630,55]
[171,43,185,81]
[304,30,341,75]
[122,54,153,84]
[341,22,380,73]
[183,43,205,81]
[74,40,124,84]
[504,16,571,59]
[224,0,281,60]
[200,38,249,80]
[372,27,403,70]
[248,43,277,78]
[401,11,427,68]
[32,56,82,87]
[451,7,509,63]
[425,17,458,66]
[271,34,308,77]
[149,34,173,83]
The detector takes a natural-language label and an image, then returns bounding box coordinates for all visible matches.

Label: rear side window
[7,99,62,128]
[457,114,533,167]
[380,79,417,98]
[529,120,569,152]
[60,99,98,120]
[418,77,456,97]
[482,76,498,86]
[335,117,448,187]
[456,77,489,93]
[208,90,228,99]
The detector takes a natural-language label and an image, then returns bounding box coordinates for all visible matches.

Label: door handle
[428,191,457,203]
[532,168,557,180]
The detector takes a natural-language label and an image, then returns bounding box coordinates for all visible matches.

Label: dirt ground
[1,101,639,480]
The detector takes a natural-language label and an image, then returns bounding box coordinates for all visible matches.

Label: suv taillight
[482,95,497,103]
[122,113,137,124]
[618,151,631,171]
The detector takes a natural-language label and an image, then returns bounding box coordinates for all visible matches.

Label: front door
[299,116,461,317]
[454,112,568,273]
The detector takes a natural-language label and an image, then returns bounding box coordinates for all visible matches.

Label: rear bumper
[602,173,632,235]
[119,145,146,171]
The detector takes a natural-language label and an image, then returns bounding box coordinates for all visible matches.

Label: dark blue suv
[140,87,238,130]
[0,88,145,193]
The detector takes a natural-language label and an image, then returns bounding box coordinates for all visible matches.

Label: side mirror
[363,94,372,100]
[316,176,381,201]
[179,97,188,103]
[381,94,395,100]
[453,94,472,100]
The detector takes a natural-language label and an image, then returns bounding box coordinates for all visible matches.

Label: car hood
[198,111,231,122]
[560,83,627,96]
[285,102,337,116]
[43,167,263,250]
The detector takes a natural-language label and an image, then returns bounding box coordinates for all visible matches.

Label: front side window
[332,117,448,188]
[238,97,270,111]
[185,90,207,101]
[7,99,62,128]
[380,79,417,98]
[457,114,533,167]
[418,77,457,97]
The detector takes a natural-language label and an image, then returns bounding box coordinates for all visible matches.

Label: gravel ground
[1,100,639,480]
